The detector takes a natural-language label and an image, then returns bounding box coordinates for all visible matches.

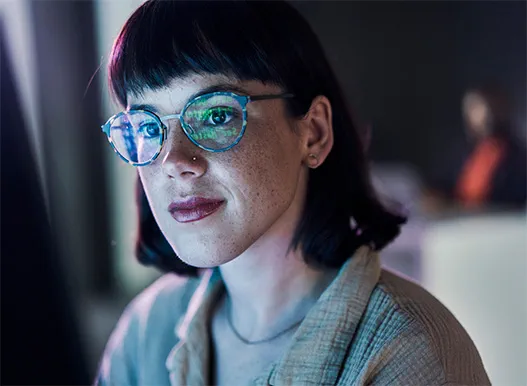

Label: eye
[204,107,234,126]
[139,122,162,138]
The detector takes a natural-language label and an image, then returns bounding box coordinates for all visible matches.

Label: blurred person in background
[96,1,489,385]
[425,84,526,212]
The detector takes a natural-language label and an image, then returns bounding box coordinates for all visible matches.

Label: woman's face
[130,74,308,268]
[463,92,491,138]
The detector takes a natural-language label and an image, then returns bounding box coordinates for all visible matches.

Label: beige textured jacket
[97,246,490,385]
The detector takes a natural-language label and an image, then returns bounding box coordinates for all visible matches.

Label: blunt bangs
[108,0,319,107]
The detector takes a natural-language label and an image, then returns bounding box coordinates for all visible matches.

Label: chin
[164,224,263,269]
[170,242,239,269]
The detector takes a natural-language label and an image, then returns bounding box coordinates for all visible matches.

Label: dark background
[294,1,526,174]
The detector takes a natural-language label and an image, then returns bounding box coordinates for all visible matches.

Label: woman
[426,85,526,211]
[456,86,526,208]
[97,1,490,384]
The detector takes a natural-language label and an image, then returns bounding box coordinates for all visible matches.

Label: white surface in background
[422,213,527,386]
[372,163,425,281]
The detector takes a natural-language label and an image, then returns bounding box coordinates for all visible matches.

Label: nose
[160,121,207,180]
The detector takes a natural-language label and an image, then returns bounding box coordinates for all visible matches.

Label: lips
[168,197,225,223]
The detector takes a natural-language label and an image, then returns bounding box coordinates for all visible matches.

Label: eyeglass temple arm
[248,93,295,102]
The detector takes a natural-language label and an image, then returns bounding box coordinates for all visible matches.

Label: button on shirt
[97,246,490,385]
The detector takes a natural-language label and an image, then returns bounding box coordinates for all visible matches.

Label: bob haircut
[109,0,407,276]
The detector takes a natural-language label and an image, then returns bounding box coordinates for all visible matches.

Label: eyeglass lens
[108,94,245,164]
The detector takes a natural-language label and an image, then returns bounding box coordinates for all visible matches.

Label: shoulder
[112,273,200,343]
[375,269,466,336]
[96,273,202,385]
[127,273,201,326]
[344,269,490,385]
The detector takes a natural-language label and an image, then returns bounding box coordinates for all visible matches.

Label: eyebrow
[190,83,250,100]
[127,83,251,113]
[128,103,159,113]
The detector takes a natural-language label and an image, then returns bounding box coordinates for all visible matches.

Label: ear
[298,95,334,169]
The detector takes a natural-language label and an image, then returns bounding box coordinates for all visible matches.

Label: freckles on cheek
[139,168,161,194]
[250,157,291,212]
[227,118,297,212]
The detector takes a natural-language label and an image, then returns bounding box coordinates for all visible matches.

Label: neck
[218,217,338,343]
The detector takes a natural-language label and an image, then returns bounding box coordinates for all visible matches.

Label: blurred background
[1,0,525,384]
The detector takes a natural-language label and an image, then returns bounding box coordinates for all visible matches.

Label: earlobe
[307,153,319,168]
[302,96,334,168]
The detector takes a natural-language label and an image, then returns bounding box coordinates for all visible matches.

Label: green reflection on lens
[186,106,234,122]
[190,126,240,142]
[191,128,218,141]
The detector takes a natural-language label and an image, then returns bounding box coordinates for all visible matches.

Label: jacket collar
[264,246,380,386]
[165,268,222,386]
[166,246,380,386]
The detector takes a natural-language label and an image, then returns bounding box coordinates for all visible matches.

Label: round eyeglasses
[101,91,294,166]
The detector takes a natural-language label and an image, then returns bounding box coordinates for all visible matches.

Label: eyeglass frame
[101,91,295,167]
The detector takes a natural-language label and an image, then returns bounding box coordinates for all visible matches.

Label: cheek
[137,167,166,220]
[138,167,157,193]
[225,119,301,209]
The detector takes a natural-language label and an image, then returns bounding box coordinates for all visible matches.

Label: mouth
[168,197,225,223]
